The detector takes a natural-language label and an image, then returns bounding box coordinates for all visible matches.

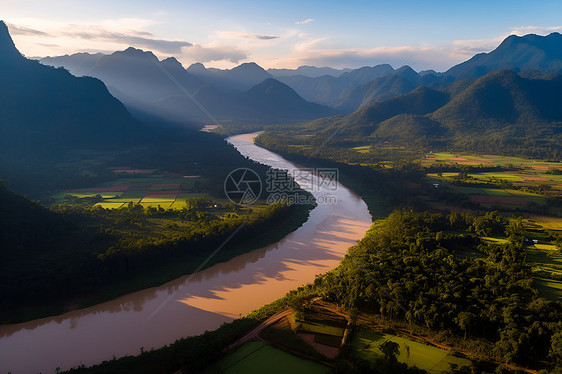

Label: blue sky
[4,0,562,71]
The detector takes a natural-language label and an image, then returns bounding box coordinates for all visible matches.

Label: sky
[4,0,562,72]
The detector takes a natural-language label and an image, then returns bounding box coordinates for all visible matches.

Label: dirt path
[223,309,293,352]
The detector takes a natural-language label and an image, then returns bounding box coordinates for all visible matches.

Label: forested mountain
[432,69,562,131]
[337,65,438,110]
[349,69,562,154]
[444,32,562,81]
[292,85,449,139]
[343,86,449,131]
[263,67,562,158]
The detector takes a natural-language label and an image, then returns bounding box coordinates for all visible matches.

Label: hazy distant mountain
[220,62,272,90]
[186,62,272,91]
[40,52,105,76]
[276,64,396,107]
[90,48,201,100]
[186,62,213,76]
[268,66,352,78]
[155,77,337,123]
[445,32,562,81]
[244,78,337,119]
[42,49,333,124]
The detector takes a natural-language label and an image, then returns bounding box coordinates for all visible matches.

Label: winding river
[0,132,372,374]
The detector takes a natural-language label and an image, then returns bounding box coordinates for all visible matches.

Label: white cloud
[271,25,562,71]
[6,23,48,36]
[10,19,562,72]
[272,45,461,71]
[7,19,192,56]
[214,31,279,40]
[180,43,247,64]
[450,36,504,58]
[59,24,192,54]
[509,25,562,35]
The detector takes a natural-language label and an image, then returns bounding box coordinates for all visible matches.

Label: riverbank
[5,201,313,325]
[0,133,371,374]
[253,133,423,219]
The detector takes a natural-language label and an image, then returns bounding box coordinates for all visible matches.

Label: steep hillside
[0,22,139,155]
[445,32,562,80]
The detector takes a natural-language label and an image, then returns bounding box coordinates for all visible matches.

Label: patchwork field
[422,152,562,170]
[351,328,471,373]
[55,169,207,209]
[424,153,562,199]
[422,153,562,217]
[206,341,331,374]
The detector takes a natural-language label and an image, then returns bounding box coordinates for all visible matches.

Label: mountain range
[296,68,562,156]
[10,19,562,158]
[41,51,337,125]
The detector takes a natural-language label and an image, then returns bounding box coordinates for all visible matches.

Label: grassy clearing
[534,278,562,301]
[476,172,523,181]
[526,246,562,278]
[206,341,331,374]
[528,216,562,232]
[454,186,511,196]
[481,237,509,244]
[351,328,471,373]
[353,145,371,154]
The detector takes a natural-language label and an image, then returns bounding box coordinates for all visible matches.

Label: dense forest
[0,182,313,323]
[315,210,562,369]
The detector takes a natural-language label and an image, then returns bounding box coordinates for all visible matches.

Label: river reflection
[0,132,372,374]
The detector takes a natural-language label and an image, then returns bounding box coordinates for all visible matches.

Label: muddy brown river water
[0,132,372,374]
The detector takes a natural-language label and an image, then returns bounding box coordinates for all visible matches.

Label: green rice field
[53,170,208,210]
[206,341,331,374]
[351,328,471,373]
